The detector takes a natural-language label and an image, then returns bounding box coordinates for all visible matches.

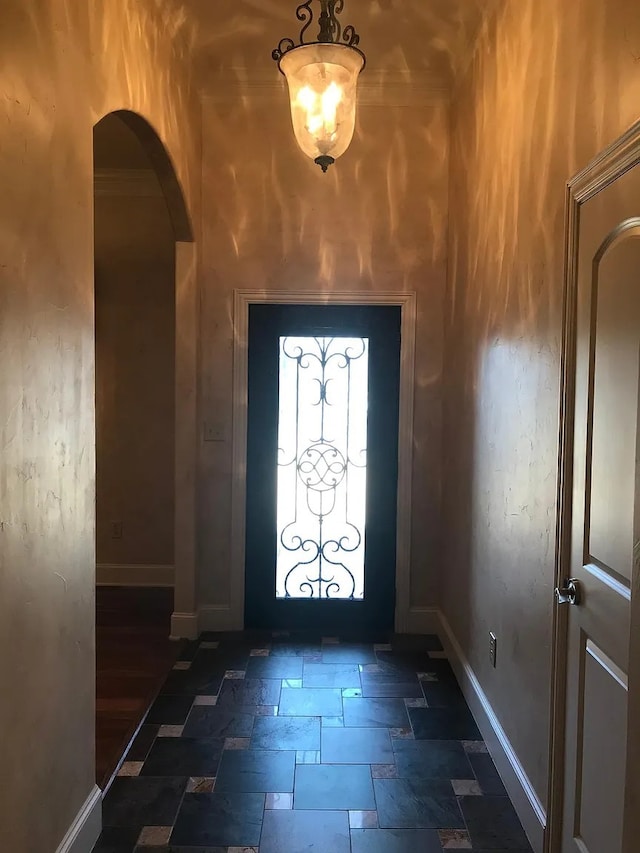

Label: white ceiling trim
[201,68,449,107]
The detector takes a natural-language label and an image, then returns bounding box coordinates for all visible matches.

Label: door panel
[244,304,400,633]
[561,162,640,852]
[589,234,640,582]
[577,640,628,853]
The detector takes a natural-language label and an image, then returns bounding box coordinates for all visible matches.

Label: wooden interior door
[559,146,640,852]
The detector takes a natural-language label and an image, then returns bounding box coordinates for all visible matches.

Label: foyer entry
[244,304,401,633]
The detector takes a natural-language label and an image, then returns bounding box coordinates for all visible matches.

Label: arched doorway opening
[93,110,195,790]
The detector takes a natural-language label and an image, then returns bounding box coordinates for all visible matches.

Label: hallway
[93,632,532,852]
[6,0,640,850]
[96,587,182,789]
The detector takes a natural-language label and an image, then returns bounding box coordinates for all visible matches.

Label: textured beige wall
[444,0,640,808]
[0,1,199,849]
[95,192,175,567]
[197,93,449,610]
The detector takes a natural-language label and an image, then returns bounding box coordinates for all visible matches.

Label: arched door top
[94,110,193,242]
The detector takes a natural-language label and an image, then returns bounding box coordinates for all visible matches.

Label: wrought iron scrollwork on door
[276,335,369,600]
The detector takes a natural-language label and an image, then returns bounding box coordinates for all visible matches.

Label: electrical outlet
[489,632,497,668]
[110,520,123,539]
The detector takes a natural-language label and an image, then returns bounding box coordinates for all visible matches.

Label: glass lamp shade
[279,43,365,169]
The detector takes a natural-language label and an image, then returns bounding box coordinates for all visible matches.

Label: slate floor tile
[141,738,224,777]
[372,763,398,778]
[259,808,350,853]
[215,749,295,793]
[92,826,140,853]
[193,645,253,671]
[294,763,375,810]
[245,656,303,679]
[102,777,187,829]
[93,631,532,853]
[438,828,472,848]
[266,792,294,809]
[182,706,254,739]
[160,669,223,697]
[278,687,343,717]
[146,695,195,726]
[351,828,443,853]
[349,810,378,828]
[321,726,393,764]
[269,642,322,657]
[417,658,459,682]
[250,715,321,750]
[376,651,433,675]
[408,706,482,741]
[459,795,531,850]
[374,778,465,830]
[126,726,159,762]
[343,697,409,728]
[360,673,423,699]
[171,792,264,847]
[137,825,172,845]
[216,678,281,708]
[393,739,474,781]
[176,639,201,661]
[302,663,361,688]
[468,752,508,795]
[133,847,228,852]
[421,679,468,708]
[321,644,377,664]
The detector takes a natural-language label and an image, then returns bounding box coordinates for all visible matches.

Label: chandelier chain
[272,0,361,61]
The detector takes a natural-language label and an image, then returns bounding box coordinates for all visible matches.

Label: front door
[559,141,640,852]
[244,304,401,633]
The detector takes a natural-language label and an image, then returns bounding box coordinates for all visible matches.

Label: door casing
[548,119,640,853]
[230,290,417,633]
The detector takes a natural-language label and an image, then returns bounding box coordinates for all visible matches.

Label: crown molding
[201,68,450,107]
[93,168,164,198]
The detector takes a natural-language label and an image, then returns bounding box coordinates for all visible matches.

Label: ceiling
[181,0,499,96]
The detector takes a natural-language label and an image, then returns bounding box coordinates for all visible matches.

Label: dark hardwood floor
[96,586,182,790]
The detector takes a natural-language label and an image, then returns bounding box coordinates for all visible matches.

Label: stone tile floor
[92,631,533,852]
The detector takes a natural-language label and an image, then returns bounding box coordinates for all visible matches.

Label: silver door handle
[555,578,581,606]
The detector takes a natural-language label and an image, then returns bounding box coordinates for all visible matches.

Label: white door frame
[171,241,199,640]
[547,119,640,853]
[229,289,417,632]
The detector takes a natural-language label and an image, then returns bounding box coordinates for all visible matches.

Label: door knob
[555,578,581,606]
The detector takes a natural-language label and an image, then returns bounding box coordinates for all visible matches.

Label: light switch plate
[204,420,225,442]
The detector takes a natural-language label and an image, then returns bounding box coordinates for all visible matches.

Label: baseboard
[198,605,242,633]
[55,785,101,853]
[96,563,174,587]
[435,609,546,853]
[171,610,199,640]
[398,606,442,634]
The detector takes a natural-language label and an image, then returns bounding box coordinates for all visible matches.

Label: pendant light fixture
[272,0,366,173]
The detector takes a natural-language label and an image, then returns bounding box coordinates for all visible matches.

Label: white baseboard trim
[198,605,242,633]
[96,563,174,587]
[170,610,199,640]
[436,609,546,853]
[55,785,102,853]
[398,606,442,634]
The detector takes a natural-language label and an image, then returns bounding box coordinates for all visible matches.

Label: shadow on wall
[443,0,640,807]
[93,110,190,571]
